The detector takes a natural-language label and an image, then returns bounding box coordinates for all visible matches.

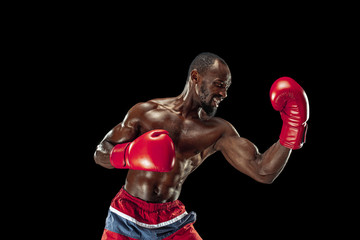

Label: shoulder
[122,101,159,126]
[125,99,175,124]
[130,101,158,112]
[210,117,240,137]
[126,100,161,118]
[130,98,174,112]
[211,117,241,151]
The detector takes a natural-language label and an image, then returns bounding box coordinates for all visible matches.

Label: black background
[14,4,357,239]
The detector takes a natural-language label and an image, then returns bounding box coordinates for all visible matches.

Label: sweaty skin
[94,59,291,203]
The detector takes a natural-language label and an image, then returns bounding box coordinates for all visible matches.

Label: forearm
[94,119,139,169]
[94,140,115,169]
[256,141,292,183]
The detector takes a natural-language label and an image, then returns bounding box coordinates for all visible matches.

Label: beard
[201,102,217,117]
[199,85,218,117]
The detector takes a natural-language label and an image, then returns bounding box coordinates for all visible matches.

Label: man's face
[198,60,231,117]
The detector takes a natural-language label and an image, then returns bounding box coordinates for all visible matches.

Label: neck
[175,80,201,119]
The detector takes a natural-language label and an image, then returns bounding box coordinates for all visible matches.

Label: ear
[190,70,200,84]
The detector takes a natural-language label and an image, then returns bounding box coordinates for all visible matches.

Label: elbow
[93,150,101,165]
[93,150,103,166]
[255,163,283,184]
[94,149,114,169]
[255,168,279,184]
[255,175,276,184]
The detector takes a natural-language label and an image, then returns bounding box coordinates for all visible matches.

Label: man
[94,52,309,239]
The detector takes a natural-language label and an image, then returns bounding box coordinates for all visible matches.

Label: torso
[125,98,227,202]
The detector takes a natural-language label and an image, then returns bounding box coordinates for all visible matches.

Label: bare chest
[141,109,222,160]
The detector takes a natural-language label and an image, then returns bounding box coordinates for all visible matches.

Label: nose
[219,89,227,99]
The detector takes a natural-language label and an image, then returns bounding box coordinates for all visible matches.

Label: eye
[214,82,224,88]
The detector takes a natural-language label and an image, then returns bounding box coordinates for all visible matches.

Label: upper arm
[103,100,162,143]
[214,121,291,183]
[94,102,149,168]
[214,122,266,182]
[102,103,144,145]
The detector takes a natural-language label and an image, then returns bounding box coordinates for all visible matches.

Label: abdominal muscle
[124,157,194,203]
[124,171,184,203]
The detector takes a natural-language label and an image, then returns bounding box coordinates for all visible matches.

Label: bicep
[217,134,261,178]
[94,105,141,165]
[94,105,142,169]
[103,121,138,145]
[214,121,291,183]
[102,106,141,146]
[214,122,265,181]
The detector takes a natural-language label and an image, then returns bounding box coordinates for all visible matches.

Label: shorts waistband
[115,186,184,212]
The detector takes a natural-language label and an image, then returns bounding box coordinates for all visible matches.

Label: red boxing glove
[110,129,175,172]
[270,77,309,150]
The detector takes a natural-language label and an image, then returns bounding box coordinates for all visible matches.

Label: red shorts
[101,187,202,240]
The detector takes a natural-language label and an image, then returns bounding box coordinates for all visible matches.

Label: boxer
[94,52,309,239]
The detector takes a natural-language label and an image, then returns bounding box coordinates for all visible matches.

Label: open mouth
[212,97,222,107]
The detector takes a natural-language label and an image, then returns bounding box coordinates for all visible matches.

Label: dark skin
[94,59,292,203]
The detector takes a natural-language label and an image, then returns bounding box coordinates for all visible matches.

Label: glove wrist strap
[279,122,308,150]
[110,142,130,168]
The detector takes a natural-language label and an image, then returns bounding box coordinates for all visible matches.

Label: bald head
[187,52,229,79]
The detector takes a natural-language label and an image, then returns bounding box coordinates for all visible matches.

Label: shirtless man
[94,52,309,239]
